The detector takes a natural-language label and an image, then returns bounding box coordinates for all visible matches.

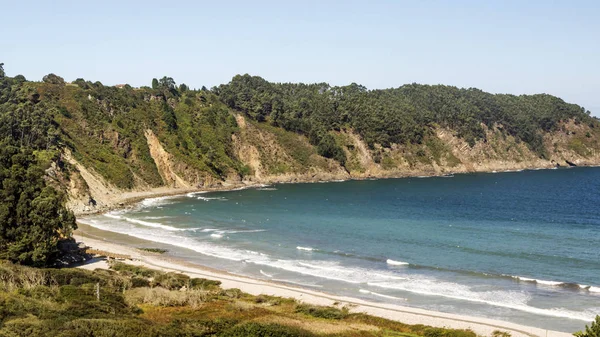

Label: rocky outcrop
[64,116,600,215]
[144,129,191,188]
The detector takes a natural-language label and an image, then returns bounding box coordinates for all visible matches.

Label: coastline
[71,163,600,217]
[74,225,573,337]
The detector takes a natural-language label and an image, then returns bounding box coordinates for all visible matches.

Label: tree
[42,73,65,85]
[158,76,176,91]
[0,63,4,78]
[575,316,600,337]
[0,145,76,266]
[152,78,159,90]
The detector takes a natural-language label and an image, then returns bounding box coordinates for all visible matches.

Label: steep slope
[2,71,599,215]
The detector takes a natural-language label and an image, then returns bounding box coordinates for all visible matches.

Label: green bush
[219,322,315,337]
[190,277,221,289]
[574,316,600,337]
[294,304,348,320]
[152,272,189,290]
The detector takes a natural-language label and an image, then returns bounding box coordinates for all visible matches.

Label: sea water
[80,167,600,332]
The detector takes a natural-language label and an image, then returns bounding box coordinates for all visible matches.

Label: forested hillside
[1,63,600,222]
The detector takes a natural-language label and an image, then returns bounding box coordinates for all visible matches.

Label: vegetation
[0,62,599,270]
[137,247,168,254]
[218,74,597,159]
[0,260,481,337]
[0,65,77,267]
[575,316,600,337]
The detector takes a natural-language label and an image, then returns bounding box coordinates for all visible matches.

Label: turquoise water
[82,167,600,332]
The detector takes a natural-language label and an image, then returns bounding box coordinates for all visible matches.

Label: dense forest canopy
[217,74,595,158]
[0,63,598,266]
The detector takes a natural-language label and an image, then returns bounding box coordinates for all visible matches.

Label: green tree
[0,144,76,266]
[575,316,600,337]
[0,63,4,78]
[152,78,159,89]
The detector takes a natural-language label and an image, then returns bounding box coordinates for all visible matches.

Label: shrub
[125,287,207,308]
[294,304,348,320]
[574,316,600,337]
[218,322,315,337]
[190,278,221,290]
[152,272,189,290]
[131,277,150,288]
[109,261,158,278]
[492,330,512,337]
[423,327,477,337]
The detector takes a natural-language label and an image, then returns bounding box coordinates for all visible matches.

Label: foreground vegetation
[0,260,483,337]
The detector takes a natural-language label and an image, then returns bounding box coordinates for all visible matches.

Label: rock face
[144,129,191,188]
[64,115,600,215]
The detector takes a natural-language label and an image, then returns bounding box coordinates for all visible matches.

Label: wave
[140,196,176,208]
[259,270,273,278]
[589,287,600,293]
[387,259,409,266]
[367,279,595,321]
[197,196,228,201]
[296,246,314,251]
[359,289,407,301]
[510,275,598,291]
[271,279,323,288]
[220,229,266,234]
[210,233,223,238]
[257,187,277,191]
[103,213,192,231]
[143,216,172,220]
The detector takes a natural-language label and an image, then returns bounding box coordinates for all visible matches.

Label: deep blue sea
[81,167,600,332]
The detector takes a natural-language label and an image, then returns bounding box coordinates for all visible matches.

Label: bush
[423,327,477,337]
[574,316,600,337]
[218,322,315,337]
[131,277,150,288]
[190,278,221,289]
[294,304,348,320]
[124,287,207,308]
[152,272,189,290]
[110,261,158,278]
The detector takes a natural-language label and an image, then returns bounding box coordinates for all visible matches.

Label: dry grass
[256,315,380,335]
[124,287,208,308]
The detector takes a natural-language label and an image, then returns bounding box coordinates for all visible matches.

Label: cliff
[1,72,598,215]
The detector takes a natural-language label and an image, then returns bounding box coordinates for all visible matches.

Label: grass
[0,260,485,337]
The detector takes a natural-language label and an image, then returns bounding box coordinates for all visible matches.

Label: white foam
[359,289,407,301]
[257,187,277,191]
[221,229,266,234]
[589,287,600,293]
[140,196,176,208]
[210,233,223,239]
[104,213,122,220]
[271,279,323,288]
[259,270,273,278]
[201,228,219,232]
[197,196,227,201]
[143,216,172,220]
[297,246,314,251]
[387,259,409,266]
[535,279,563,287]
[513,276,563,286]
[367,279,595,321]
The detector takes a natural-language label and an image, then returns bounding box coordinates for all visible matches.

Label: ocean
[80,167,600,332]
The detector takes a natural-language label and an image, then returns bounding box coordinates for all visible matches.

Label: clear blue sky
[2,0,599,115]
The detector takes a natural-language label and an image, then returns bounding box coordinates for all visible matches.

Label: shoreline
[73,226,572,337]
[72,163,600,217]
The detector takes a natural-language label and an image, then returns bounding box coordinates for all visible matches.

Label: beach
[74,226,573,337]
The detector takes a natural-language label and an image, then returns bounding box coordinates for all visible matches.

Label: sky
[2,0,599,115]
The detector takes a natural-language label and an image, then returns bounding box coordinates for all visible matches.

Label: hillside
[1,65,600,217]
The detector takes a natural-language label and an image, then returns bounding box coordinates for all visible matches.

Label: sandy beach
[74,227,573,337]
